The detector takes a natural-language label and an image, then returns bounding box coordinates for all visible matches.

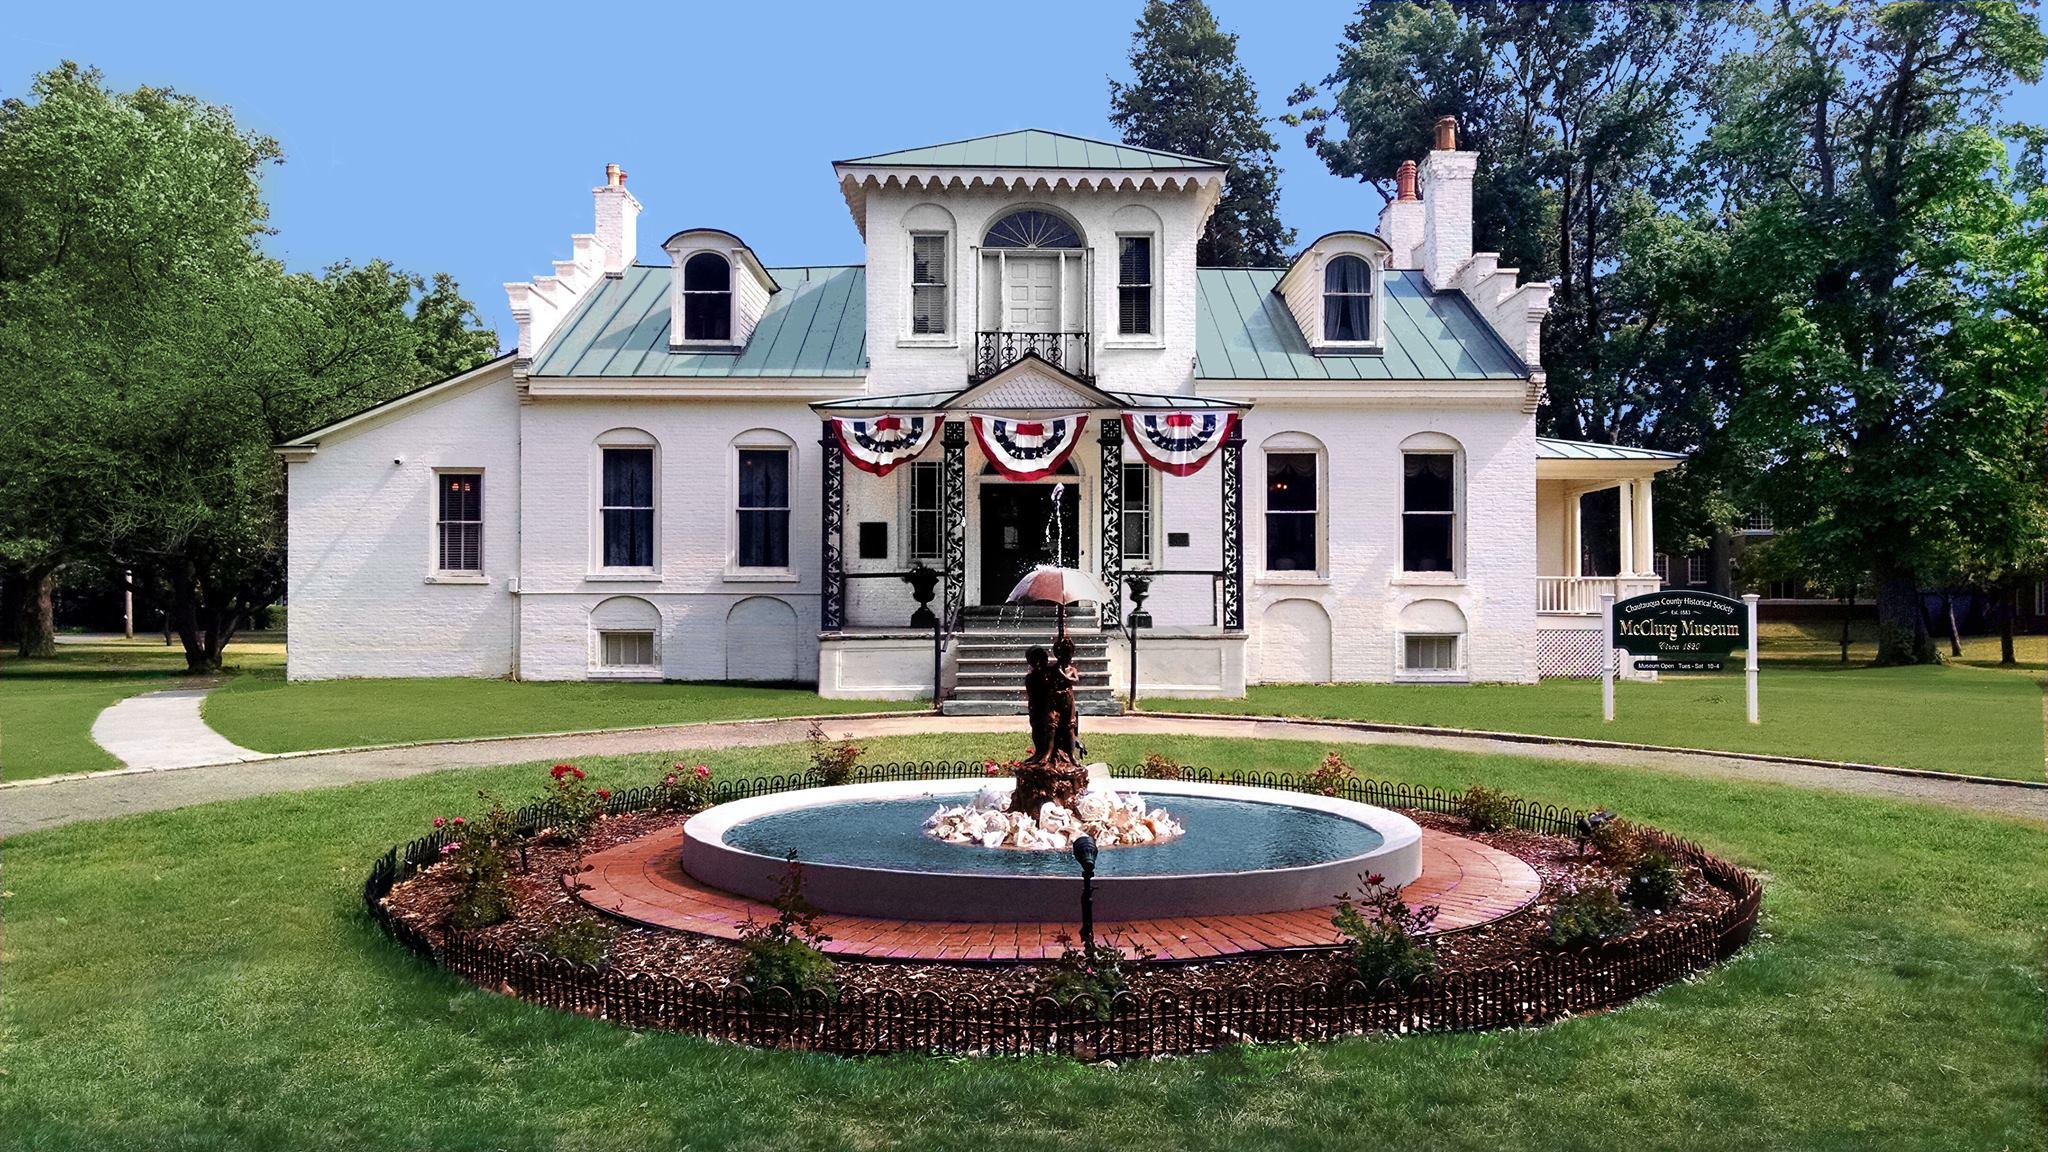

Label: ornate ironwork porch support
[1098,418,1123,628]
[819,420,844,631]
[1221,421,1244,631]
[941,420,967,628]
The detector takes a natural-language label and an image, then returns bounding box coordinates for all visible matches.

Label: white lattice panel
[1537,629,1604,678]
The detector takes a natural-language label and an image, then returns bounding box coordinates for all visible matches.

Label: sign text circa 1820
[1612,590,1750,672]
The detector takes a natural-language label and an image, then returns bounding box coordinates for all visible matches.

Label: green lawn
[3,733,2043,1150]
[1170,630,2045,781]
[203,669,925,754]
[0,635,285,782]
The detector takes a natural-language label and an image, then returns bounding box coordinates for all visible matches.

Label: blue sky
[5,1,2044,345]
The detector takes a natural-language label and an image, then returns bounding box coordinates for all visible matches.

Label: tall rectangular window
[911,234,947,335]
[1118,236,1153,335]
[1265,453,1318,572]
[1121,461,1152,563]
[1686,554,1707,585]
[601,448,655,568]
[436,472,482,572]
[737,449,790,569]
[907,461,941,562]
[1401,453,1456,572]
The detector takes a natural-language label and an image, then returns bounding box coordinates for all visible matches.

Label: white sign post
[1743,592,1760,724]
[1601,592,1617,723]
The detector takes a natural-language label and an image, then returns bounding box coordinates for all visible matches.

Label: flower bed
[365,762,1761,1058]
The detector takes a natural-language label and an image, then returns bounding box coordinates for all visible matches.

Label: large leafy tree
[1110,0,1295,266]
[0,63,497,669]
[1706,0,2047,664]
[1290,0,1726,446]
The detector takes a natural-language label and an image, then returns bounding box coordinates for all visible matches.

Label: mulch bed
[381,805,1738,1001]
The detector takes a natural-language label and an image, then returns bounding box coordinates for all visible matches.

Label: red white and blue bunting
[831,415,942,476]
[968,413,1090,481]
[1123,411,1238,477]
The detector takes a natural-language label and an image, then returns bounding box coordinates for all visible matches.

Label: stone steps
[940,605,1121,717]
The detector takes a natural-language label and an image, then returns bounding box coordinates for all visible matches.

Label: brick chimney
[1418,116,1476,289]
[593,162,641,276]
[1377,159,1424,269]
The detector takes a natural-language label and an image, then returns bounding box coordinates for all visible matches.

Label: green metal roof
[530,264,867,378]
[839,129,1223,170]
[1536,437,1685,461]
[1194,268,1527,381]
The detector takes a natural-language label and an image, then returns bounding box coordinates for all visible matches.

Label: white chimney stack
[593,162,641,276]
[1418,116,1476,289]
[1378,159,1424,270]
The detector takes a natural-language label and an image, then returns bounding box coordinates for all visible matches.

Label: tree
[1110,0,1295,266]
[0,63,497,671]
[1289,1,1731,550]
[1706,1,2047,664]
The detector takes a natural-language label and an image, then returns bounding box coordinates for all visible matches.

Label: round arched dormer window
[983,209,1082,249]
[1323,254,1373,343]
[681,252,732,342]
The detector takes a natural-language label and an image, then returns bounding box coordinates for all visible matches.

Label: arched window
[983,209,1082,249]
[1322,254,1373,343]
[681,252,732,341]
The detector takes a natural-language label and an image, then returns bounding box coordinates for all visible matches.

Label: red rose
[572,768,585,780]
[596,788,611,800]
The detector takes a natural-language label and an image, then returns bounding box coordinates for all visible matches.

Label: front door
[1004,256,1060,332]
[978,482,1080,604]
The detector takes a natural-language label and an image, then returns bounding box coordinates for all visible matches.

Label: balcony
[972,331,1091,383]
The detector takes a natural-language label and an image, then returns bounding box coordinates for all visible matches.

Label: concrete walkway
[8,712,2045,837]
[87,687,266,771]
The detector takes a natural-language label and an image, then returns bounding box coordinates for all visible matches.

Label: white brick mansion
[280,123,1679,700]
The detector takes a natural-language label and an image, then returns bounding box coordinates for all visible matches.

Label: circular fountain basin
[681,778,1423,922]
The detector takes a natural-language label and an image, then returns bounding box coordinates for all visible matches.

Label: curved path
[7,712,2045,837]
[89,687,265,771]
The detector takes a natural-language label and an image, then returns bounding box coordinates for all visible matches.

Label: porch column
[819,420,844,631]
[1098,417,1124,628]
[1566,488,1582,578]
[1633,475,1656,577]
[1221,420,1245,631]
[942,420,967,628]
[1617,481,1637,577]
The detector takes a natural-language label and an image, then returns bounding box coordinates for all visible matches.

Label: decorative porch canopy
[810,357,1250,634]
[1536,437,1686,607]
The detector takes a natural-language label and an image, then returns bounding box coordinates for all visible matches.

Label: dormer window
[681,252,733,342]
[1322,255,1373,343]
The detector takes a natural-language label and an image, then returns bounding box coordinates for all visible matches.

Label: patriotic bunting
[831,414,941,476]
[968,413,1090,481]
[1123,411,1238,477]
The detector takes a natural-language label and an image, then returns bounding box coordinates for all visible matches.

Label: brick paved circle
[573,821,1542,963]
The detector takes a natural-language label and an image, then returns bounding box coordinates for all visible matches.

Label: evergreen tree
[1110,0,1295,266]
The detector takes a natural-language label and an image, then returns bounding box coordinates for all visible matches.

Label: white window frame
[592,432,660,579]
[1111,233,1158,344]
[727,432,797,581]
[1397,632,1464,681]
[906,460,942,563]
[1399,449,1461,577]
[905,231,952,344]
[428,468,487,583]
[1318,252,1381,350]
[597,630,657,669]
[1120,460,1155,566]
[1258,435,1327,583]
[1686,554,1708,586]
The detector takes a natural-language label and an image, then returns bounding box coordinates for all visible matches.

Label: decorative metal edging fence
[363,763,1762,1058]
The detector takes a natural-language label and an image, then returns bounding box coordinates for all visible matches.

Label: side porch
[1534,438,1686,677]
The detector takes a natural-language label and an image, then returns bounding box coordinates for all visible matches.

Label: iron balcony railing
[972,331,1091,382]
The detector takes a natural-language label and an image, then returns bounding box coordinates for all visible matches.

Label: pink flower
[1366,872,1386,888]
[664,773,679,786]
[433,816,446,829]
[984,764,1001,777]
[693,764,711,780]
[440,842,462,856]
[451,817,465,826]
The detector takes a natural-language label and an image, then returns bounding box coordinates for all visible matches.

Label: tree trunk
[1942,591,1963,657]
[2000,582,2017,666]
[168,562,221,675]
[1839,592,1854,663]
[16,565,57,658]
[1872,569,1936,666]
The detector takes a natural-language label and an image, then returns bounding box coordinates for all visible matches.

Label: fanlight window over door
[983,210,1082,249]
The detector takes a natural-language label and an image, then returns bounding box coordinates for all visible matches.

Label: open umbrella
[1007,565,1110,638]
